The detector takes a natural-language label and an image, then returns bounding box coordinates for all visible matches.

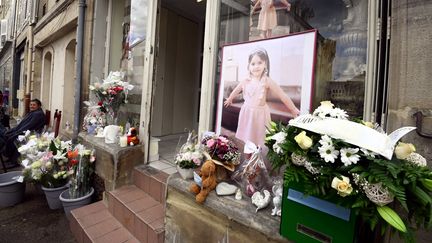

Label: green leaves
[377,206,407,233]
[421,179,432,192]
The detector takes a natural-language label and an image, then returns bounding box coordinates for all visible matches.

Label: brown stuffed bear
[189,160,218,204]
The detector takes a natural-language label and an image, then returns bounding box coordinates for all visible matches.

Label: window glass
[218,0,368,117]
[118,0,149,128]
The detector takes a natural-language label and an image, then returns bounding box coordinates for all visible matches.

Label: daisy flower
[340,148,360,166]
[318,144,339,163]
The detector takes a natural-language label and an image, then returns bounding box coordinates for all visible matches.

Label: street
[0,178,76,243]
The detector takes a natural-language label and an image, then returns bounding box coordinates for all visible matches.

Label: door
[150,5,203,137]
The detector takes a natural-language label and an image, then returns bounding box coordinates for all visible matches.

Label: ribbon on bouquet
[203,151,236,172]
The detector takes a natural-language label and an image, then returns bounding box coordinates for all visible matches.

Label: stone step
[69,165,169,243]
[133,165,169,204]
[70,201,140,243]
[107,185,165,243]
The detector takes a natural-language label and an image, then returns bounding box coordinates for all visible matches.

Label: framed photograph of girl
[216,30,317,148]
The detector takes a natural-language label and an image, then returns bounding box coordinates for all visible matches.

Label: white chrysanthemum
[360,148,377,158]
[340,148,360,166]
[318,144,339,163]
[330,107,348,120]
[319,135,333,147]
[313,106,331,118]
[406,152,427,167]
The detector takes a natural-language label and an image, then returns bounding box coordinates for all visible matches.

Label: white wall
[47,31,76,126]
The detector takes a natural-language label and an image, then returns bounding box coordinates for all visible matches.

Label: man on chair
[1,99,46,165]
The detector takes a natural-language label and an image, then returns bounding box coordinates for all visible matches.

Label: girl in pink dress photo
[252,0,292,38]
[224,48,299,147]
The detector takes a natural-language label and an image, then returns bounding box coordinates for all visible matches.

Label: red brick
[134,216,148,243]
[78,210,112,228]
[126,195,159,213]
[70,214,84,243]
[148,228,164,243]
[72,201,106,219]
[110,185,136,197]
[154,172,169,184]
[94,227,132,243]
[150,217,164,231]
[119,187,146,203]
[137,204,164,225]
[149,178,163,202]
[84,218,121,240]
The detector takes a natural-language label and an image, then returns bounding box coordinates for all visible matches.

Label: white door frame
[198,0,221,136]
[139,0,159,163]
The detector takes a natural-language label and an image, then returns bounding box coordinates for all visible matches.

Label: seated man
[1,99,46,164]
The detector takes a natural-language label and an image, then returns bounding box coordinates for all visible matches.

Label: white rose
[395,142,416,159]
[294,131,313,150]
[331,176,353,197]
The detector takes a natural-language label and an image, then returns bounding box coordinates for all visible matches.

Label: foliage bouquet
[201,134,241,172]
[89,71,134,125]
[265,101,432,241]
[66,145,95,199]
[18,131,72,188]
[175,132,204,169]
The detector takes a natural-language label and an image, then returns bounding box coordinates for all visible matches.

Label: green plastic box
[280,182,357,243]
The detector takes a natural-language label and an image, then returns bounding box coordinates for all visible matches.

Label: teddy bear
[189,160,218,204]
[127,127,140,146]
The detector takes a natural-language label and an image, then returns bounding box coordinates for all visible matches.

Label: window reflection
[129,0,148,48]
[219,0,368,117]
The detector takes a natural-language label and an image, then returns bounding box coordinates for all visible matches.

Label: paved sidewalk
[0,176,76,243]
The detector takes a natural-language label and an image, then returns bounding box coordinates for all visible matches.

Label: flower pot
[177,166,194,180]
[0,171,26,207]
[41,183,69,210]
[59,187,94,217]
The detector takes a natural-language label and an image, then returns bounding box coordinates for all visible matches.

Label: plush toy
[189,160,218,204]
[127,127,139,146]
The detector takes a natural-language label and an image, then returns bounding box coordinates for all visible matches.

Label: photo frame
[215,30,317,147]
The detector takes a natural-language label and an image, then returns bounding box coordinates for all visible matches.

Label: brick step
[133,165,169,204]
[70,201,139,243]
[107,185,164,243]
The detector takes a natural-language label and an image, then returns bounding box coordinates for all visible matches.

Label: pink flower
[206,139,215,148]
[219,136,228,144]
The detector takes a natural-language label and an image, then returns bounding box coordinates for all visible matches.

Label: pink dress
[235,78,271,147]
[257,0,277,31]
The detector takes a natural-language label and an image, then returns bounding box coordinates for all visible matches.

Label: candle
[119,136,128,147]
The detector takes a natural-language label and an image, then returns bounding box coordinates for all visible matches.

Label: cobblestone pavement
[0,177,76,243]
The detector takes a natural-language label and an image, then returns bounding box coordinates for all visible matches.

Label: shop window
[217,0,369,118]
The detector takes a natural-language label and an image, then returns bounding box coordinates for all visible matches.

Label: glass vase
[105,109,118,125]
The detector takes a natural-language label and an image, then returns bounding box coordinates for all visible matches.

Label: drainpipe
[73,0,86,142]
[24,25,34,114]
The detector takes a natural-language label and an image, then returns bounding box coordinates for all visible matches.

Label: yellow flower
[395,142,416,159]
[31,160,42,169]
[320,101,334,109]
[331,176,353,197]
[294,131,313,150]
[362,121,374,128]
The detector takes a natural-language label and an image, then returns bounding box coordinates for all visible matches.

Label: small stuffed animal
[189,160,218,204]
[127,127,139,146]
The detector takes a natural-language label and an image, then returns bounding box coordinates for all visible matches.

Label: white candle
[119,136,128,147]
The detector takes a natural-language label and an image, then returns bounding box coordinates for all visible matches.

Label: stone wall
[166,175,290,243]
[386,1,432,242]
[387,0,432,163]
